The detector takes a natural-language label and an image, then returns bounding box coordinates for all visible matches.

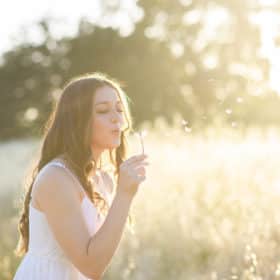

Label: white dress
[13,160,114,280]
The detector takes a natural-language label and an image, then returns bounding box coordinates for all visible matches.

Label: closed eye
[98,109,124,114]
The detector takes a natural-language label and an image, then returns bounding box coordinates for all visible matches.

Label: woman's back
[13,160,113,280]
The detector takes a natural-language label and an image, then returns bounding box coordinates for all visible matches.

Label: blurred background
[2,0,280,279]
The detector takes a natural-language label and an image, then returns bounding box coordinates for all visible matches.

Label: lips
[111,129,121,136]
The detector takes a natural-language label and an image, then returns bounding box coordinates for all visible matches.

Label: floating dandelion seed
[225,108,232,115]
[236,97,243,103]
[182,119,188,126]
[275,263,280,276]
[181,119,192,133]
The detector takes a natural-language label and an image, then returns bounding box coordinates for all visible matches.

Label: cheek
[92,115,109,141]
[93,116,104,130]
[93,112,109,127]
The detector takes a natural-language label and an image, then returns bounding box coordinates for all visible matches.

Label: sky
[1,0,100,54]
[0,0,143,56]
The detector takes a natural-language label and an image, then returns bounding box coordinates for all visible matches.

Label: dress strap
[47,161,110,204]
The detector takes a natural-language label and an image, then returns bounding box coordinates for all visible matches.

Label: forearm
[87,191,134,276]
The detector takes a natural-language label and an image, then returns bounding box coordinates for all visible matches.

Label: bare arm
[86,192,133,278]
[34,165,134,279]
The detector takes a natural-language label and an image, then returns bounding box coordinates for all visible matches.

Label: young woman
[13,72,149,280]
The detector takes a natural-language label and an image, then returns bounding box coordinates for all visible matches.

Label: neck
[91,145,104,173]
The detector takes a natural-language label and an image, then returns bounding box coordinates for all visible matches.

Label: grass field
[2,121,280,279]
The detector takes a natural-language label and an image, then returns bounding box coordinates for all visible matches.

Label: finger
[136,174,146,182]
[124,154,148,165]
[135,167,146,176]
[122,159,148,170]
[132,168,146,182]
[129,160,149,168]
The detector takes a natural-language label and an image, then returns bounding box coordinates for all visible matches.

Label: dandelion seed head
[141,130,148,137]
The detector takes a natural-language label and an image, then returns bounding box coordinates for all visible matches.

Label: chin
[108,141,121,149]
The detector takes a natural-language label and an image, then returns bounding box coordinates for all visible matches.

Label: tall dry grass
[2,120,280,279]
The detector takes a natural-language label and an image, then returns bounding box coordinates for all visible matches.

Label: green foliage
[1,0,280,140]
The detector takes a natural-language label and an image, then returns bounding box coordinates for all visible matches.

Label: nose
[111,110,123,124]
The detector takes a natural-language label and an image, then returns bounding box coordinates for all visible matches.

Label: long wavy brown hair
[14,72,135,257]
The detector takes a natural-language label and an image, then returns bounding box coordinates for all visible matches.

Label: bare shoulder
[29,161,101,278]
[32,162,82,211]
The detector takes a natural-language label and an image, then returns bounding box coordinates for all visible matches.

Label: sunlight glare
[250,10,280,95]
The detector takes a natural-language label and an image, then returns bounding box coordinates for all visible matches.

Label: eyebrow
[95,100,122,105]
